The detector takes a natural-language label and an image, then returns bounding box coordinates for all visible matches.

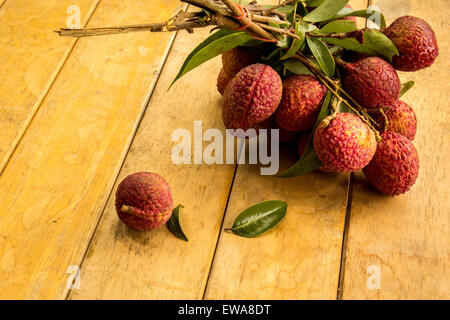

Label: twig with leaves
[57,0,410,177]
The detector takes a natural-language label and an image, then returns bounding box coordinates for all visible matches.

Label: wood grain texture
[0,0,101,173]
[69,27,237,300]
[0,0,182,299]
[203,0,369,300]
[341,0,449,300]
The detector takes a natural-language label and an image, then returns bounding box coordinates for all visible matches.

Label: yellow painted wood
[69,26,237,300]
[0,0,182,299]
[342,0,449,299]
[203,0,369,300]
[0,0,101,173]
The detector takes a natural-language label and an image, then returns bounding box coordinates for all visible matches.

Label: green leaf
[226,201,287,238]
[400,81,415,97]
[305,0,326,7]
[319,20,357,34]
[324,29,398,61]
[304,0,349,22]
[307,37,335,77]
[279,92,333,177]
[281,23,306,60]
[167,205,188,242]
[277,5,296,14]
[363,29,399,62]
[170,30,260,88]
[283,59,313,75]
[324,8,386,29]
[323,38,378,56]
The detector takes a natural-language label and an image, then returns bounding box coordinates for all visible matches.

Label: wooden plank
[69,27,238,300]
[204,0,369,300]
[0,0,182,299]
[341,0,449,299]
[0,0,101,174]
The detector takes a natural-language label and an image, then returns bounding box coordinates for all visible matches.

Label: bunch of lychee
[217,16,438,196]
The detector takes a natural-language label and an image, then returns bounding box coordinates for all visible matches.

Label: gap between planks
[336,0,371,300]
[0,0,102,177]
[202,163,239,300]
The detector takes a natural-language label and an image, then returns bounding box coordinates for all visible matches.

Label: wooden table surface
[0,0,448,300]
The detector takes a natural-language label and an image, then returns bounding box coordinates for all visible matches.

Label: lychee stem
[292,53,382,142]
[121,205,141,216]
[378,108,389,132]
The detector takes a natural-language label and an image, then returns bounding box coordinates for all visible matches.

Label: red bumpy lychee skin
[313,113,377,172]
[373,100,417,140]
[363,132,419,196]
[222,63,282,132]
[222,47,259,76]
[115,172,173,231]
[342,57,401,110]
[217,68,233,96]
[275,75,327,132]
[383,16,439,72]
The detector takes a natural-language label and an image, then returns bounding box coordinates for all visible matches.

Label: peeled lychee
[275,75,327,132]
[373,100,417,140]
[222,47,259,76]
[313,113,377,172]
[342,57,401,110]
[217,68,233,96]
[222,63,282,132]
[363,132,419,196]
[383,16,439,72]
[115,172,173,231]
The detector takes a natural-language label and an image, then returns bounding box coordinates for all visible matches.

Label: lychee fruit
[373,100,417,140]
[115,172,173,231]
[275,75,328,132]
[342,57,401,110]
[313,113,377,172]
[383,16,439,72]
[222,63,282,132]
[363,132,419,196]
[222,47,259,76]
[217,68,233,96]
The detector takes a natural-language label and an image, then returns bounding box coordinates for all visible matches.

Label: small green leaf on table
[226,201,288,238]
[168,205,188,242]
